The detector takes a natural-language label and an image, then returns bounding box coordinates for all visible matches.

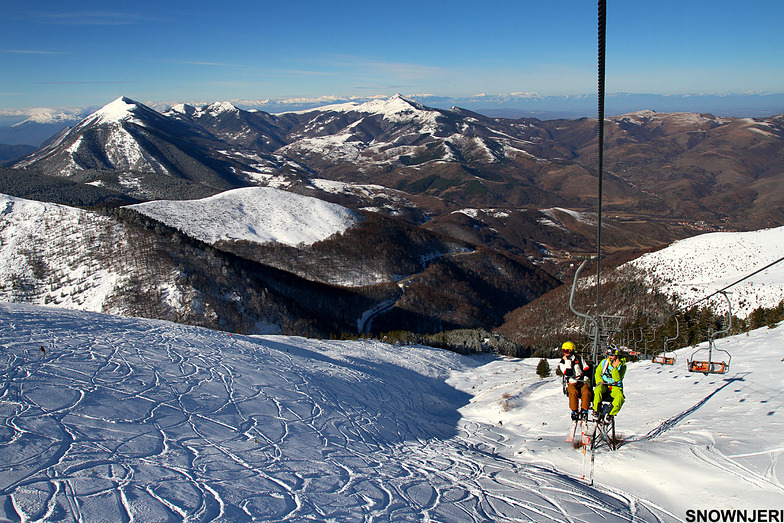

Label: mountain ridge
[12,95,784,240]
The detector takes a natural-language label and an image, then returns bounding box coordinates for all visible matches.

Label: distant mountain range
[1,94,783,339]
[3,91,782,146]
[0,110,88,148]
[11,95,784,235]
[236,92,784,120]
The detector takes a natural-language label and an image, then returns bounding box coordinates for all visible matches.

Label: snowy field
[1,302,781,522]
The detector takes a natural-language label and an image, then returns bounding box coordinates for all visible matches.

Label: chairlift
[652,316,678,365]
[643,325,656,360]
[687,291,732,375]
[569,257,602,363]
[631,327,642,355]
[601,315,626,333]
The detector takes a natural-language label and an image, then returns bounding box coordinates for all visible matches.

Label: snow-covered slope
[0,194,125,311]
[0,193,288,333]
[127,186,361,247]
[627,225,784,317]
[1,301,781,521]
[465,325,784,516]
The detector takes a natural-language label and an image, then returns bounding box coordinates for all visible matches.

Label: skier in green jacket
[593,347,626,417]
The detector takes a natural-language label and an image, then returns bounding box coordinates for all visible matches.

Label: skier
[592,347,626,418]
[557,341,593,421]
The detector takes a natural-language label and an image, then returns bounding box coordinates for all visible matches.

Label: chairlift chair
[600,315,626,334]
[687,291,733,375]
[652,353,676,365]
[688,355,730,375]
[653,317,678,365]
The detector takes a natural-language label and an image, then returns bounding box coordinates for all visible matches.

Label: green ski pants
[592,383,624,415]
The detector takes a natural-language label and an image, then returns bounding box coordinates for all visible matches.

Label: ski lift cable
[677,254,784,314]
[570,1,608,365]
[593,1,778,347]
[596,0,607,320]
[622,254,784,341]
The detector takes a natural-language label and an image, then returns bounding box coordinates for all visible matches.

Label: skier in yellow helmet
[557,341,593,421]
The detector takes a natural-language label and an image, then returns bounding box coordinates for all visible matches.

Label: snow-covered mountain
[0,110,87,147]
[0,298,780,521]
[15,98,179,176]
[163,93,534,174]
[499,224,784,348]
[277,93,535,168]
[12,97,267,199]
[128,186,361,247]
[626,225,784,317]
[0,191,383,334]
[0,193,290,333]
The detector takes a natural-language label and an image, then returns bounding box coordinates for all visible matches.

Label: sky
[1,0,783,115]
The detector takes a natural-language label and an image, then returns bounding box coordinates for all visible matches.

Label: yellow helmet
[561,341,576,353]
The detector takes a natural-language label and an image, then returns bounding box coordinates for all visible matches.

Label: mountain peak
[168,103,196,115]
[167,101,240,120]
[76,97,172,131]
[350,94,434,123]
[205,101,239,115]
[87,96,141,126]
[380,93,423,110]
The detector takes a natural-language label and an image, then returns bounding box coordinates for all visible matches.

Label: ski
[565,419,578,443]
[578,416,597,483]
[589,431,596,485]
[581,419,592,446]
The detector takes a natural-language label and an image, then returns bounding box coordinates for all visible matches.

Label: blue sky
[1,0,783,114]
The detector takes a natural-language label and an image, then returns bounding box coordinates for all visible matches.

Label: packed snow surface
[627,225,784,317]
[1,302,781,522]
[128,187,361,247]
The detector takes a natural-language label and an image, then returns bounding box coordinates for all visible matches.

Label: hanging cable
[676,254,784,315]
[570,0,610,365]
[620,254,784,344]
[596,0,607,320]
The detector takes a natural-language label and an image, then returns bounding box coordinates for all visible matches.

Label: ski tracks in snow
[0,304,677,522]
